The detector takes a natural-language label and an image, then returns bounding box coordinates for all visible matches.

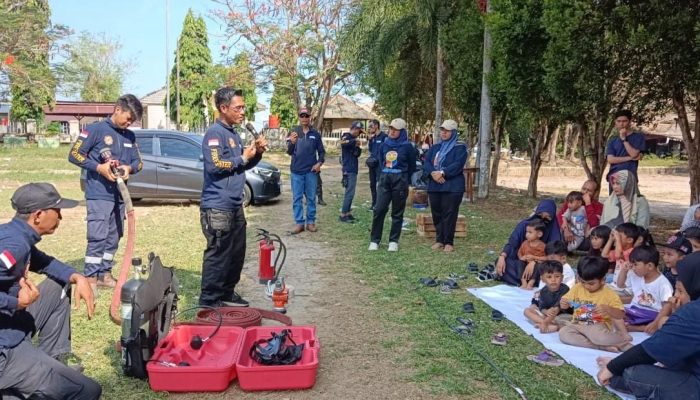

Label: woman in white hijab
[600,170,650,229]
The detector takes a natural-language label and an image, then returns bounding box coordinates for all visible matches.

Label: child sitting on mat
[536,240,576,290]
[518,220,547,289]
[602,223,641,297]
[524,260,570,333]
[617,245,673,333]
[559,256,632,353]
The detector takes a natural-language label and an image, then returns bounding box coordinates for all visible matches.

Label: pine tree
[168,10,213,131]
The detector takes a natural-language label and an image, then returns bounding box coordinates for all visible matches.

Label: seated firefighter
[0,183,101,399]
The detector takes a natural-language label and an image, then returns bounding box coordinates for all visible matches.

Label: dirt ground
[177,154,439,400]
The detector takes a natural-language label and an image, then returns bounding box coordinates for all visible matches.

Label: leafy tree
[269,70,298,129]
[216,0,351,131]
[0,0,64,121]
[168,9,213,131]
[55,32,130,101]
[211,52,258,121]
[618,0,700,204]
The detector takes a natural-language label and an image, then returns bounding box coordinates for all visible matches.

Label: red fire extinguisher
[258,235,275,284]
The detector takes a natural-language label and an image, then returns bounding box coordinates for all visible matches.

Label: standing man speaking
[199,87,267,307]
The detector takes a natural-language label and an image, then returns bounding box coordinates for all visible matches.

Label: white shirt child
[538,263,576,291]
[625,272,673,311]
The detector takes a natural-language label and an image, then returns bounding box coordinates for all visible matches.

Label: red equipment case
[236,326,320,391]
[147,324,244,392]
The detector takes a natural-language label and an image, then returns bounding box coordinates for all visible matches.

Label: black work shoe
[339,215,354,223]
[317,198,327,206]
[221,292,249,307]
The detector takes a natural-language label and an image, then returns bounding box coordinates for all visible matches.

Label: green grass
[317,187,615,400]
[639,154,687,168]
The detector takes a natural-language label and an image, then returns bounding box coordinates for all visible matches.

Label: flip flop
[527,350,564,367]
[456,317,476,328]
[491,332,507,346]
[448,272,467,280]
[462,302,475,313]
[452,324,473,335]
[439,284,454,294]
[491,309,505,322]
[476,270,495,282]
[483,264,496,273]
[419,277,439,287]
[440,278,460,289]
[467,262,480,273]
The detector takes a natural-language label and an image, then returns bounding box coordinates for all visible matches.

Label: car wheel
[243,184,252,207]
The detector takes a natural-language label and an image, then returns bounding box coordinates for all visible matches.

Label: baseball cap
[660,232,693,255]
[298,107,311,117]
[11,183,79,214]
[440,119,458,131]
[389,118,407,130]
[350,121,364,131]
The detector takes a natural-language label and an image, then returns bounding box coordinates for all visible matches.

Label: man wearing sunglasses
[287,107,326,234]
[0,183,100,399]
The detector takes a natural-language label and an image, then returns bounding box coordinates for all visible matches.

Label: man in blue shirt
[339,121,363,223]
[68,94,143,292]
[606,109,646,192]
[0,183,100,399]
[199,87,267,307]
[367,119,386,210]
[287,108,326,234]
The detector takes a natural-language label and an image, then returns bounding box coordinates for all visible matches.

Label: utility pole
[476,0,492,199]
[165,0,170,130]
[176,41,180,131]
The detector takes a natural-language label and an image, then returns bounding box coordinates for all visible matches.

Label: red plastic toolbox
[236,325,320,391]
[147,324,244,392]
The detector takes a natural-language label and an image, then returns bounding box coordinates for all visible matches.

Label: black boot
[318,197,327,206]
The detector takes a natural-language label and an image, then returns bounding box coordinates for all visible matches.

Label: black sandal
[492,309,505,322]
[467,262,480,273]
[462,302,475,313]
[419,277,439,287]
[441,278,459,289]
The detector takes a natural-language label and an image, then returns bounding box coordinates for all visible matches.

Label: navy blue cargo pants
[85,199,124,277]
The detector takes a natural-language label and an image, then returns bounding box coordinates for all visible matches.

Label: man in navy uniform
[199,87,267,307]
[339,121,363,222]
[367,119,386,210]
[0,183,100,399]
[68,94,143,292]
[287,107,326,234]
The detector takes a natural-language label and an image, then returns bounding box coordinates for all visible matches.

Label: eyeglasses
[227,105,246,112]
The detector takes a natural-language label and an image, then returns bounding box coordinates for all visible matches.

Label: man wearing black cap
[68,94,143,292]
[0,183,100,399]
[287,107,326,234]
[339,121,363,222]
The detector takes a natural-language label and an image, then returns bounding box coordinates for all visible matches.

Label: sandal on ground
[462,302,475,313]
[491,309,505,322]
[467,262,480,273]
[441,278,459,289]
[439,284,454,294]
[419,277,439,287]
[483,264,496,273]
[452,324,473,335]
[527,350,564,367]
[448,272,466,280]
[456,317,476,329]
[491,332,508,346]
[477,270,496,282]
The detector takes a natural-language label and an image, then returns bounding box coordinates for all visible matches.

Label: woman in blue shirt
[422,120,468,252]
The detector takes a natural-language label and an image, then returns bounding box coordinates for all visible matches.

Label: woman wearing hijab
[369,118,416,252]
[601,170,650,229]
[681,203,700,232]
[422,120,468,253]
[597,252,700,398]
[495,199,562,286]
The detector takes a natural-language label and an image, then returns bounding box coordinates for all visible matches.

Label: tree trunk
[562,124,571,162]
[547,125,560,166]
[672,89,700,205]
[578,116,611,190]
[490,108,508,187]
[434,43,444,144]
[313,72,334,132]
[569,124,580,161]
[527,121,556,197]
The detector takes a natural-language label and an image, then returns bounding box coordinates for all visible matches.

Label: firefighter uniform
[0,185,101,399]
[199,120,261,306]
[68,119,142,278]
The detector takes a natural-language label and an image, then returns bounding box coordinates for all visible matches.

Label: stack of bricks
[416,213,467,238]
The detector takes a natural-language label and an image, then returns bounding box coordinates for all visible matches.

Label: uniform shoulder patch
[0,250,16,269]
[208,139,220,147]
[79,130,89,138]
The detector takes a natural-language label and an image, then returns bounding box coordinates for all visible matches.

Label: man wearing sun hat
[287,107,326,234]
[0,183,101,399]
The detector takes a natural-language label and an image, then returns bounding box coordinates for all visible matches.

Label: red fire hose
[195,307,292,327]
[109,176,135,324]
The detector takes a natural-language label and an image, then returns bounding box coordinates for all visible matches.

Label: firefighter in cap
[199,87,267,307]
[0,183,100,399]
[68,94,143,293]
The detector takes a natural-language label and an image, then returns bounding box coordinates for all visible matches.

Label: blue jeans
[341,172,357,214]
[291,172,318,225]
[610,364,700,400]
